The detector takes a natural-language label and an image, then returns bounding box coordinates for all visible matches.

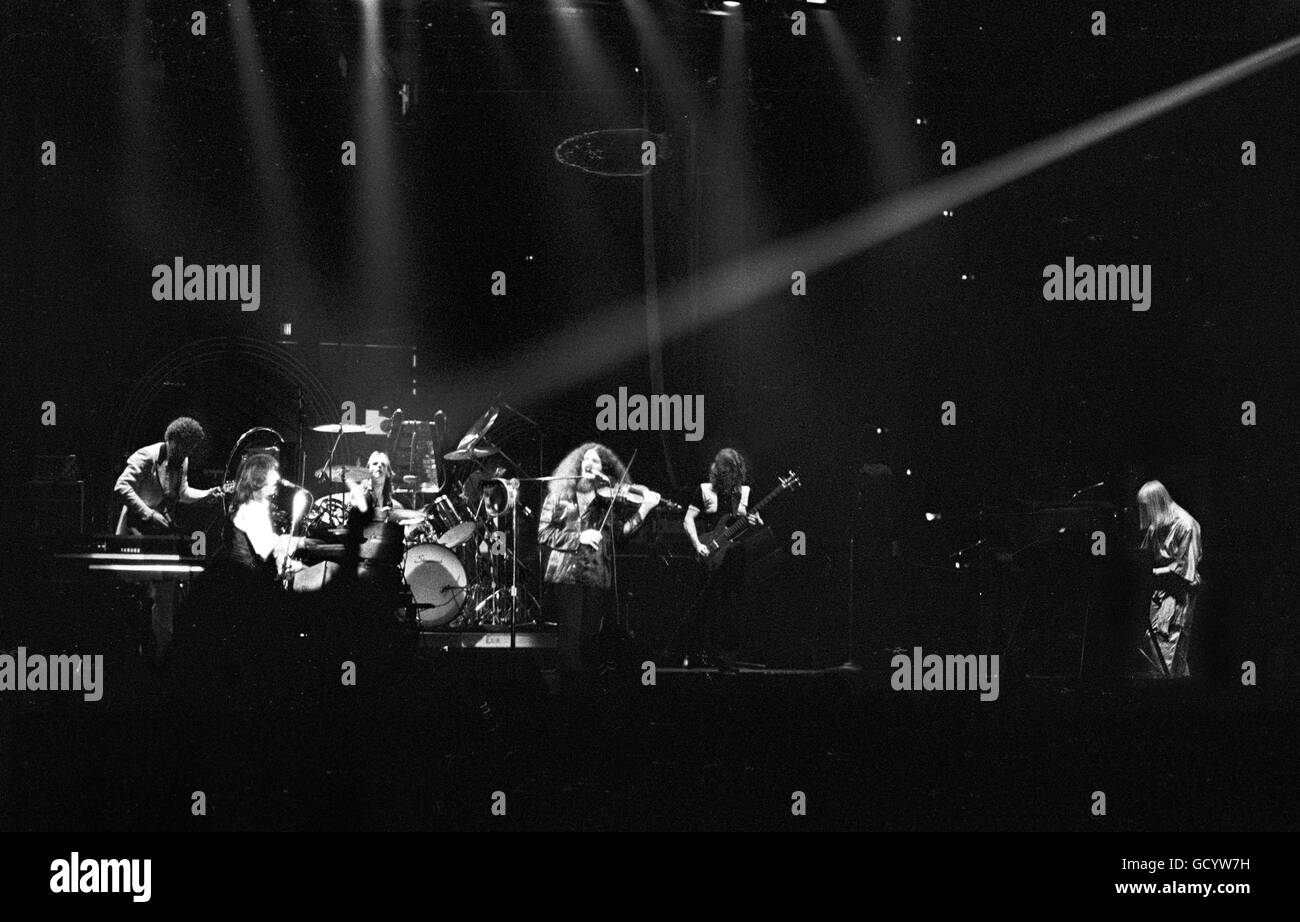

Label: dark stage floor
[2,631,1293,832]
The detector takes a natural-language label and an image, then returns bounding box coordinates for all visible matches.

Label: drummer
[337,450,408,614]
[346,450,404,521]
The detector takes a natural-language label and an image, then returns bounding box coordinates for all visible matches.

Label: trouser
[121,523,181,662]
[143,580,179,661]
[1146,586,1199,678]
[685,552,746,661]
[551,583,612,688]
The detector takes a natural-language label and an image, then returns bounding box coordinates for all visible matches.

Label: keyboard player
[113,417,220,661]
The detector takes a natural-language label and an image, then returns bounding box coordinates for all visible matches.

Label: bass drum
[403,542,467,627]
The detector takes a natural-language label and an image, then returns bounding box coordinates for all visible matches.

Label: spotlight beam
[470,30,1300,403]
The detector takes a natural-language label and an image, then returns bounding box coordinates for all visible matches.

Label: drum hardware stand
[497,400,543,482]
[317,417,349,487]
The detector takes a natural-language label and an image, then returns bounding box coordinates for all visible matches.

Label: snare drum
[403,542,468,627]
[427,495,476,549]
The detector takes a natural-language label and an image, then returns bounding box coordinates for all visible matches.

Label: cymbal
[444,442,499,461]
[394,485,441,497]
[311,423,368,434]
[315,464,369,482]
[387,508,428,525]
[459,404,499,445]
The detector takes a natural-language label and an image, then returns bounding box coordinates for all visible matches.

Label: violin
[595,483,683,514]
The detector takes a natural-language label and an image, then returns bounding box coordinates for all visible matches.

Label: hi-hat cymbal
[444,442,499,461]
[311,423,368,434]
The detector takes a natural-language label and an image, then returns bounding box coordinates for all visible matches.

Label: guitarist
[113,416,220,661]
[114,416,221,535]
[682,448,761,671]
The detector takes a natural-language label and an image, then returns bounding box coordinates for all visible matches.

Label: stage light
[906,468,912,476]
[280,322,293,336]
[925,513,940,522]
[723,1,741,6]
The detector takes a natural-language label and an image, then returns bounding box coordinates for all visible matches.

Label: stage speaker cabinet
[18,480,86,537]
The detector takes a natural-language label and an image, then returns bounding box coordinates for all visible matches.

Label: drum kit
[299,404,539,630]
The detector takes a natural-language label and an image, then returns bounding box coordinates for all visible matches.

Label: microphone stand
[499,401,542,479]
[841,494,862,671]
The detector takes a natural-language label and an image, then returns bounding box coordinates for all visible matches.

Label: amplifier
[32,454,81,482]
[13,481,85,537]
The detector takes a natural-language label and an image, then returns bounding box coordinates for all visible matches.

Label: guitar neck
[749,484,785,515]
[720,484,785,541]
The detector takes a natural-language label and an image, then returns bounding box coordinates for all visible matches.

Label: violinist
[538,442,660,692]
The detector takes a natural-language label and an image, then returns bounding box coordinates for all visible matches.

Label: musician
[339,450,405,615]
[345,450,403,519]
[1137,480,1203,678]
[114,416,220,534]
[113,416,219,661]
[205,453,299,696]
[225,453,294,585]
[681,448,761,671]
[539,443,659,691]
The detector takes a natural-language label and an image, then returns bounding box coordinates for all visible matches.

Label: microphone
[1071,481,1106,499]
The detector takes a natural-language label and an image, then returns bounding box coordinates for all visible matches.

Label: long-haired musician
[1137,480,1203,677]
[345,450,403,520]
[681,447,761,670]
[226,453,294,585]
[538,442,659,691]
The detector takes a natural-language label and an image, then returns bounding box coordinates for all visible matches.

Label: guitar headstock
[779,470,801,491]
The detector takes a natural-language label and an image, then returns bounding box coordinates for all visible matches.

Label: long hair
[234,453,279,507]
[368,451,394,506]
[709,448,748,498]
[1137,480,1182,540]
[547,442,627,506]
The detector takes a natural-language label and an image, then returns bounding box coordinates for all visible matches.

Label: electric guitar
[697,471,801,570]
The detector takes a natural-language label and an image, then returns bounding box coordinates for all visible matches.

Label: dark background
[1,0,1297,677]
